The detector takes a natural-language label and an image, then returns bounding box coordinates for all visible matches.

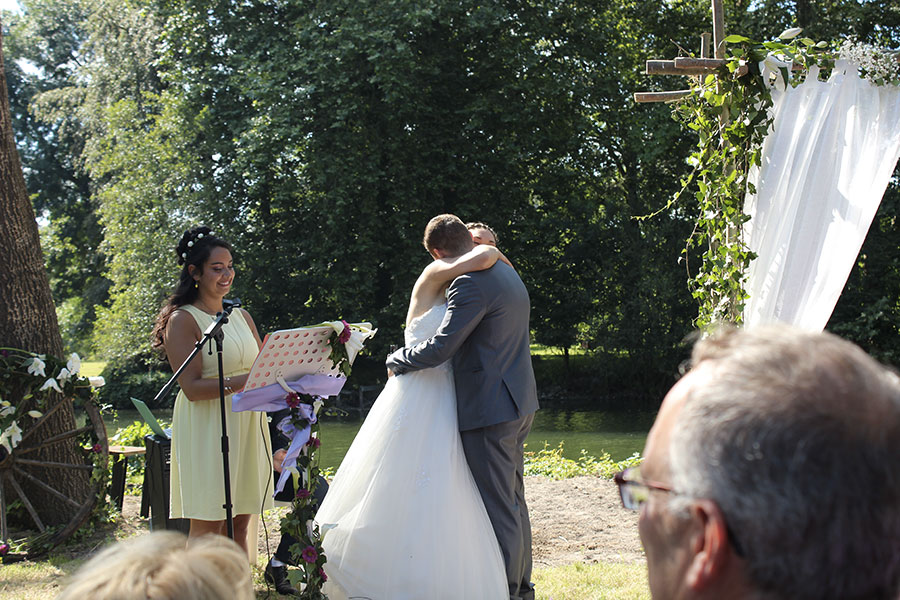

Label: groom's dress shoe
[265,561,300,597]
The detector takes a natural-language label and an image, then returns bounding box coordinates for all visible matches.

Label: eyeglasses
[614,466,746,557]
[613,467,676,511]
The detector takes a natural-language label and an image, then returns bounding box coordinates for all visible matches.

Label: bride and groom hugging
[314,214,539,600]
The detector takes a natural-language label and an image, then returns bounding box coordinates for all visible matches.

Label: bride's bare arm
[406,245,511,325]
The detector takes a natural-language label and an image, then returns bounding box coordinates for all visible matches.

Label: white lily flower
[27,410,42,419]
[345,326,377,364]
[57,367,71,385]
[67,353,81,375]
[327,321,346,336]
[88,376,106,388]
[313,398,325,416]
[778,27,803,40]
[27,357,46,377]
[40,378,63,394]
[0,421,23,452]
[0,404,14,418]
[318,521,338,542]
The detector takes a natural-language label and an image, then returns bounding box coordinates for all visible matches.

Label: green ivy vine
[670,30,842,328]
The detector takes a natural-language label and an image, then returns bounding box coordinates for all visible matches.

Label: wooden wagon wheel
[0,399,108,560]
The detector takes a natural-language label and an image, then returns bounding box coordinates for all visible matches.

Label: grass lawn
[1,553,650,599]
[533,562,650,599]
[79,361,106,378]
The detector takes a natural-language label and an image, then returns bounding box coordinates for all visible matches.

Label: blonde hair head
[58,532,253,600]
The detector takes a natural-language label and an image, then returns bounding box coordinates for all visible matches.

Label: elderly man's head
[632,325,900,600]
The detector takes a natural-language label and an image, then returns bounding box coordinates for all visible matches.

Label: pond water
[106,406,654,471]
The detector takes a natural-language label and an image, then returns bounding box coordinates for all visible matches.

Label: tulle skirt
[315,365,507,600]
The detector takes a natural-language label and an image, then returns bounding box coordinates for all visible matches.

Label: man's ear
[429,248,445,260]
[683,499,733,591]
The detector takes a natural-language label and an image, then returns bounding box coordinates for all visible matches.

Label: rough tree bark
[0,19,91,527]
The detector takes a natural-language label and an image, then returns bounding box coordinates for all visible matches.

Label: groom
[386,214,539,600]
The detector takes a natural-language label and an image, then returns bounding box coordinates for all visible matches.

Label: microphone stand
[153,298,241,540]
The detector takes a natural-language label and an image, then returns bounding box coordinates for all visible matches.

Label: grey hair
[668,325,900,600]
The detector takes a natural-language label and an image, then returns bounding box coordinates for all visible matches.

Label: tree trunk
[0,20,91,527]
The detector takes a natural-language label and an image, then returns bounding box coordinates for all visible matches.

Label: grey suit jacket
[385,261,539,431]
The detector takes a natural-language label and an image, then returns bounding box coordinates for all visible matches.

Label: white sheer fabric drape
[742,60,900,330]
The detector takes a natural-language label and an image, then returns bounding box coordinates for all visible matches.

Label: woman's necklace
[192,298,222,315]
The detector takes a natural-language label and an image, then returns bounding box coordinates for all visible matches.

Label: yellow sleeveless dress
[169,305,274,520]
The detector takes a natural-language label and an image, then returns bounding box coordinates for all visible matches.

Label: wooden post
[712,0,726,59]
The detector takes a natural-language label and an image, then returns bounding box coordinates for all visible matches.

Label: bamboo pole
[634,90,691,103]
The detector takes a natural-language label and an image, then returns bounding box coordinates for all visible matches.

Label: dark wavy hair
[465,221,499,245]
[151,226,232,356]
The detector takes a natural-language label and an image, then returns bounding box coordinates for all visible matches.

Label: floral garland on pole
[278,320,372,599]
[669,31,899,329]
[0,349,107,559]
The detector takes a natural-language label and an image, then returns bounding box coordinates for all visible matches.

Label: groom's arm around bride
[385,214,539,600]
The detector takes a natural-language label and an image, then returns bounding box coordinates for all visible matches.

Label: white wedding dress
[316,302,507,600]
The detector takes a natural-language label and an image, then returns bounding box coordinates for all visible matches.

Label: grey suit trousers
[460,411,535,600]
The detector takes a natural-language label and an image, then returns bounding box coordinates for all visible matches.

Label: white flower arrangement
[839,39,900,86]
[0,350,97,455]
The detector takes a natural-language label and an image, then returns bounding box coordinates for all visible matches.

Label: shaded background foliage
[4,0,898,407]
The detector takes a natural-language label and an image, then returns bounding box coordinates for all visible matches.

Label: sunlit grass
[534,561,650,600]
[79,361,106,378]
[530,344,588,356]
[0,556,83,600]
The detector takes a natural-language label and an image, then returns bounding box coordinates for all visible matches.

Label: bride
[315,242,512,600]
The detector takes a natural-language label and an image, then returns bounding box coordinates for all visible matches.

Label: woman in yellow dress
[151,226,273,553]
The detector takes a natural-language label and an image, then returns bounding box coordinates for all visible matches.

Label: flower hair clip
[181,230,215,261]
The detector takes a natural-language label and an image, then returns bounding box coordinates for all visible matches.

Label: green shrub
[109,420,162,487]
[524,441,642,480]
[98,353,176,409]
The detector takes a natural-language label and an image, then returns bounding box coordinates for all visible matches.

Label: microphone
[222,298,242,313]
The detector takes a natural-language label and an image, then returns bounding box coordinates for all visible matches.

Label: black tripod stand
[154,298,241,539]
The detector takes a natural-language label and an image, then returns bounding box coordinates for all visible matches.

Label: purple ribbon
[232,374,347,494]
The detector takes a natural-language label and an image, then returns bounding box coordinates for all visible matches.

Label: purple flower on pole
[296,488,311,500]
[318,567,328,582]
[338,321,351,344]
[307,436,321,449]
[0,543,8,555]
[301,545,318,564]
[286,392,301,409]
[92,443,102,453]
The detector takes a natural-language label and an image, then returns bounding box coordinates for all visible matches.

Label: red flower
[301,545,318,564]
[286,392,301,409]
[307,436,321,449]
[338,321,351,344]
[318,567,328,582]
[91,443,102,453]
[296,488,311,500]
